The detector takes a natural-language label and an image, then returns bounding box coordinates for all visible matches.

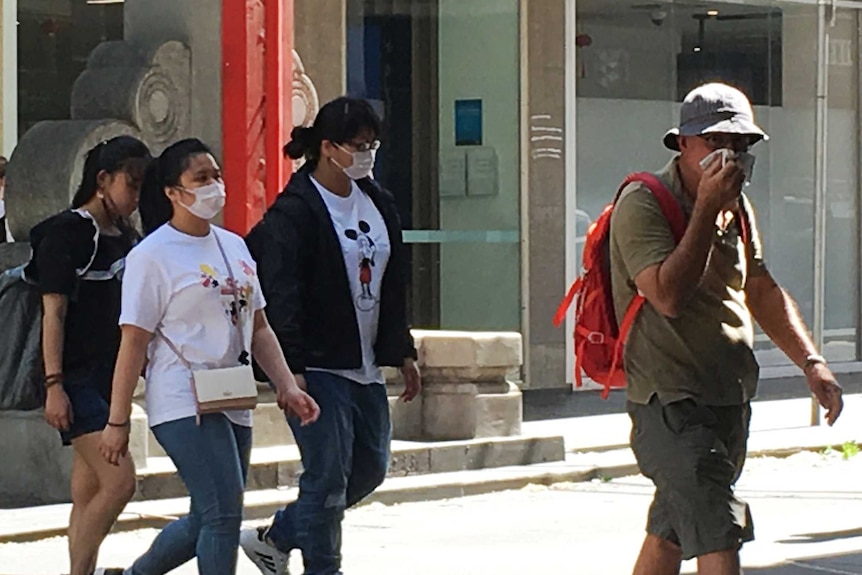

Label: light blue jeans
[130,414,252,575]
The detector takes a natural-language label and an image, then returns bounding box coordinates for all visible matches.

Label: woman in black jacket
[241,97,420,575]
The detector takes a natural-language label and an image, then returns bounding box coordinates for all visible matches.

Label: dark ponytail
[139,138,213,235]
[283,97,382,169]
[71,136,151,208]
[283,126,315,161]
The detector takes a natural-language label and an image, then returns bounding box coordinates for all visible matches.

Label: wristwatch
[803,354,827,371]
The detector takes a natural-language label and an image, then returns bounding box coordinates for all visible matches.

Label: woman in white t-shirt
[98,138,320,575]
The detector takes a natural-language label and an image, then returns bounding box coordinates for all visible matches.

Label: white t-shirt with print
[310,176,391,384]
[120,224,266,428]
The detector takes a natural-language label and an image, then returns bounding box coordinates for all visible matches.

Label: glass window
[574,0,859,366]
[18,0,124,137]
[347,0,522,332]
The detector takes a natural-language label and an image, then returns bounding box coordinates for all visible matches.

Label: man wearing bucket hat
[609,83,844,575]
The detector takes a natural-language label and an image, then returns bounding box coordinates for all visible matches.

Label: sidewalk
[2,394,860,544]
[523,393,862,454]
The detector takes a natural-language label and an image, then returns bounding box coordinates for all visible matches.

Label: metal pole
[564,0,578,388]
[855,10,862,364]
[812,0,832,426]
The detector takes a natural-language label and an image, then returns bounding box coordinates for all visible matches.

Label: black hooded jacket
[246,166,416,375]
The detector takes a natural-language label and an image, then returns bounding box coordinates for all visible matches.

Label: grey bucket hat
[663,83,768,151]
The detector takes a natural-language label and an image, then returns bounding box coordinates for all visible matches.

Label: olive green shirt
[609,158,766,406]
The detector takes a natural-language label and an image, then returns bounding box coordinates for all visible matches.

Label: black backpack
[0,210,101,411]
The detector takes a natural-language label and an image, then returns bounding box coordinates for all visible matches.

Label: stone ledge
[131,434,564,502]
[413,330,522,370]
[132,329,526,449]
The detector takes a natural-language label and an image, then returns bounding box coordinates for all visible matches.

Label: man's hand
[399,358,422,403]
[99,424,130,466]
[806,363,843,426]
[44,386,73,431]
[696,153,745,214]
[280,386,320,426]
[276,373,320,426]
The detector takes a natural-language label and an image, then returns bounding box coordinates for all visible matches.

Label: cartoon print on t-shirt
[199,264,220,288]
[199,263,254,325]
[222,277,250,325]
[240,259,255,277]
[345,220,378,312]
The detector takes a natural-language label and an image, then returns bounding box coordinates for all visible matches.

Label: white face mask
[333,144,377,180]
[700,148,756,185]
[177,181,226,220]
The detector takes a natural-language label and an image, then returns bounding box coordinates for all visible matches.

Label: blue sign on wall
[455,99,483,146]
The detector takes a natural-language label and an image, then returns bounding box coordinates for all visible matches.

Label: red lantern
[575,33,592,48]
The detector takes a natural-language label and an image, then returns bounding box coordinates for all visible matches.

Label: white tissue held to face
[699,148,756,186]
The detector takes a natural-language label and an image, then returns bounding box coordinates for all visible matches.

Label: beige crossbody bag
[157,231,258,424]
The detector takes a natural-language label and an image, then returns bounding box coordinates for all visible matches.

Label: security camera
[650,10,668,26]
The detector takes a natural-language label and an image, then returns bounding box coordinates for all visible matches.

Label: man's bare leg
[697,549,742,575]
[633,534,682,575]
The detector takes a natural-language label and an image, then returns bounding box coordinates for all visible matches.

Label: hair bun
[283,126,313,160]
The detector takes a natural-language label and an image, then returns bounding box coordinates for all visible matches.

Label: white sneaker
[240,526,290,575]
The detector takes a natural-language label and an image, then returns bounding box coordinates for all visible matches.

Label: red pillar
[222,0,294,235]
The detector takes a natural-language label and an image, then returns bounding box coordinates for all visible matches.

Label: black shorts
[59,360,114,446]
[627,396,754,560]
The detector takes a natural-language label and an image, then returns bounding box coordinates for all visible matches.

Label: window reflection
[17,1,123,137]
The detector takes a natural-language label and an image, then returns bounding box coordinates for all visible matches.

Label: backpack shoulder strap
[618,172,687,244]
[736,193,753,246]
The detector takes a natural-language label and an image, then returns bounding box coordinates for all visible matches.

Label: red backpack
[552,173,687,398]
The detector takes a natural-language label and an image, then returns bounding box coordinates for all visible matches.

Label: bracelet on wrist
[107,420,131,428]
[803,354,827,372]
[44,373,64,389]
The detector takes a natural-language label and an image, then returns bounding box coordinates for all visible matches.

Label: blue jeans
[267,371,391,575]
[130,414,252,575]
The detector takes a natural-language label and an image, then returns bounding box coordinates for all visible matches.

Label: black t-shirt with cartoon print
[34,211,134,374]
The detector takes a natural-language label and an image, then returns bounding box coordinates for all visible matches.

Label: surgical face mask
[333,144,377,180]
[699,148,756,185]
[177,181,226,220]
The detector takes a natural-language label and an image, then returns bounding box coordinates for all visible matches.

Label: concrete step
[1,451,625,544]
[140,388,522,458]
[133,433,567,502]
[6,422,862,544]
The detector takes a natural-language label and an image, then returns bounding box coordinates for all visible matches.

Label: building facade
[3,0,862,391]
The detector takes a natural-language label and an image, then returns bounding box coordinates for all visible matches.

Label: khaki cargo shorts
[627,396,754,560]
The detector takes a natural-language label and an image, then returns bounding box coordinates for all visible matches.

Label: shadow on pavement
[744,548,862,573]
[777,526,862,545]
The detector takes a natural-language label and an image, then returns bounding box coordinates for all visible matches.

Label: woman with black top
[33,136,151,575]
[241,97,421,575]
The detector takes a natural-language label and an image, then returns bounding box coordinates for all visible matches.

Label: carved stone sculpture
[6,40,191,240]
